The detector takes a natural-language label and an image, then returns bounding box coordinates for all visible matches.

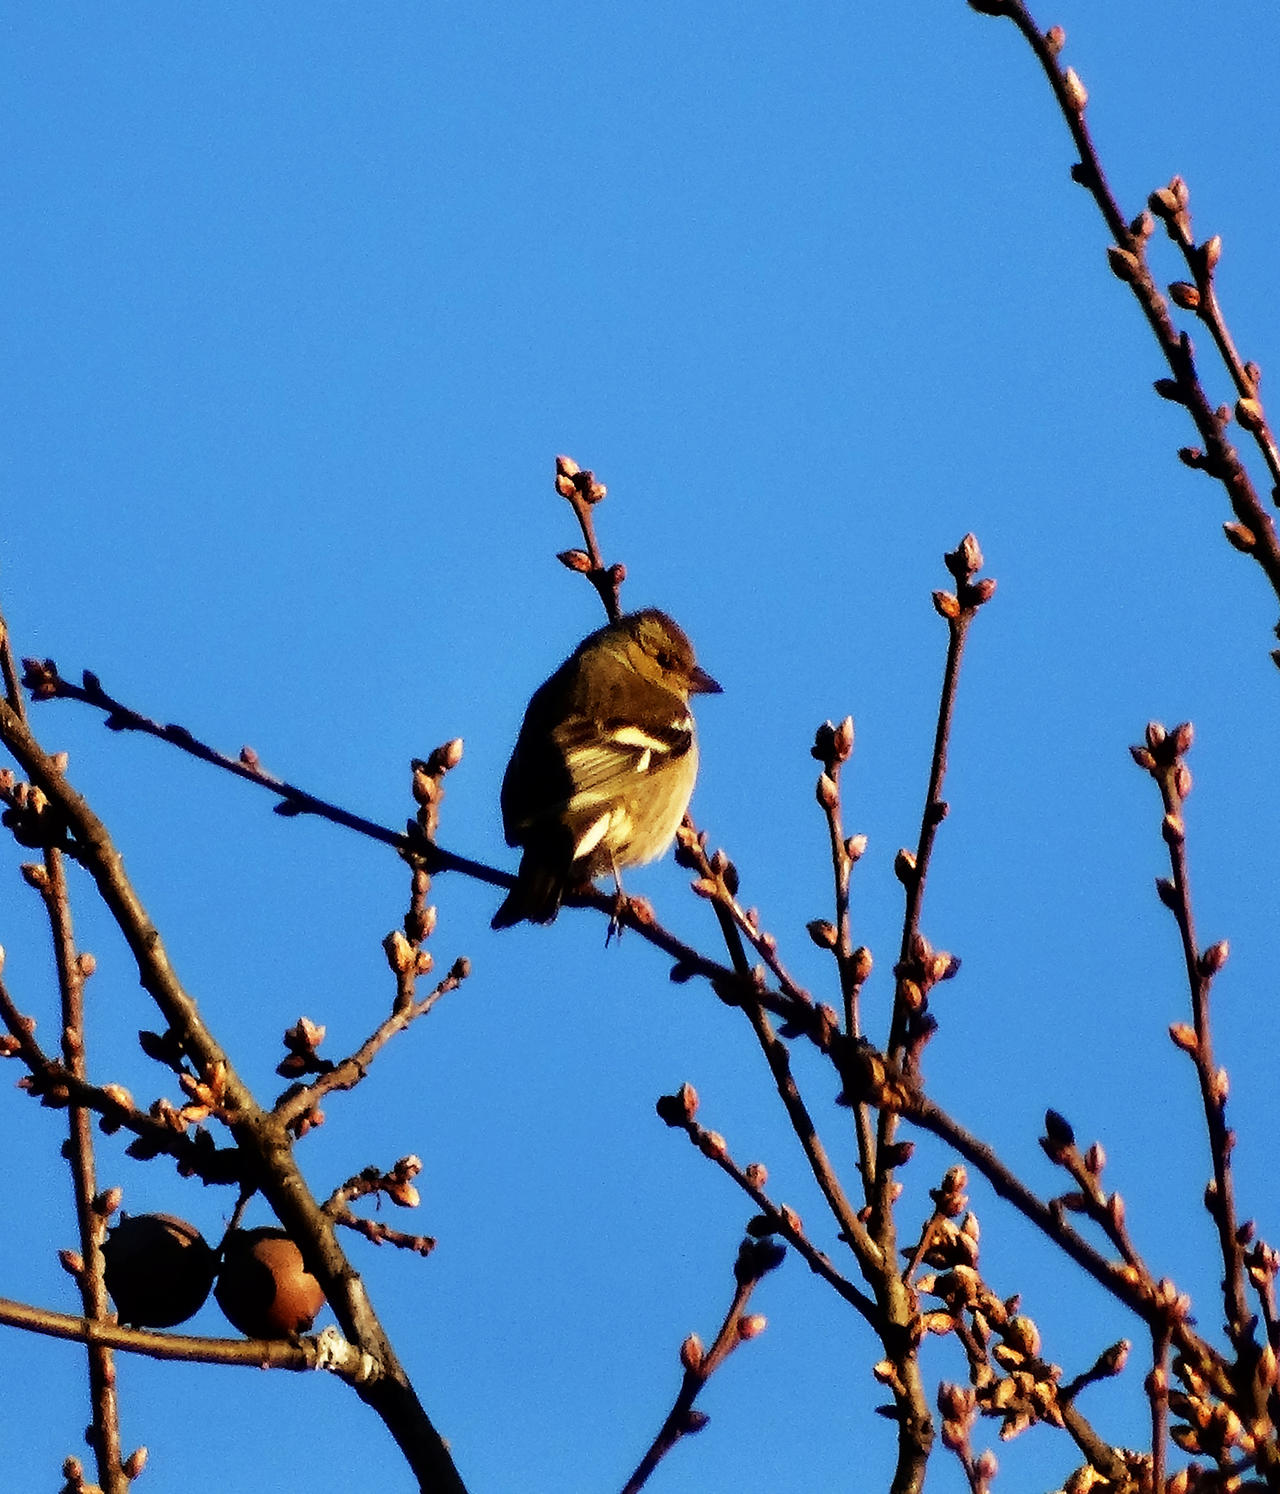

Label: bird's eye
[655,650,675,671]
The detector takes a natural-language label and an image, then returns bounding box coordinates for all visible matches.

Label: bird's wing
[553,713,694,805]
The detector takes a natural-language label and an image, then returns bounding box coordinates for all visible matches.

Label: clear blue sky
[3,4,1280,1491]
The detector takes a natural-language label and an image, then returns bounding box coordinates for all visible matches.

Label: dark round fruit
[214,1227,325,1339]
[102,1213,217,1328]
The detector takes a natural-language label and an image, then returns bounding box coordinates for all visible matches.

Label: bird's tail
[490,855,565,929]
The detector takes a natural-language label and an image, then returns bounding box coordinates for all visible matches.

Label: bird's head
[616,609,722,699]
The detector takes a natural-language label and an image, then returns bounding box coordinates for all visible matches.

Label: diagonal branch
[969,0,1280,623]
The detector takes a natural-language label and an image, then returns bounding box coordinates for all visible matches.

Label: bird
[491,608,721,928]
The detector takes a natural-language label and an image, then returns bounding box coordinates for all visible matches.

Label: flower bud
[94,1186,124,1218]
[1224,522,1257,552]
[737,1313,767,1341]
[699,1130,727,1161]
[1168,281,1200,310]
[1236,397,1266,432]
[383,929,414,974]
[1198,940,1229,977]
[1005,1315,1041,1357]
[679,1332,704,1372]
[1107,245,1141,282]
[1062,67,1088,111]
[807,919,838,950]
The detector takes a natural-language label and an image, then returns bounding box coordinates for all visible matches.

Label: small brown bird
[492,609,721,928]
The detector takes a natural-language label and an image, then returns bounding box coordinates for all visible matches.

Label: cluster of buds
[1168,1386,1254,1462]
[834,1040,914,1115]
[175,1060,228,1126]
[1129,719,1193,795]
[1161,1338,1276,1480]
[410,738,463,845]
[276,1016,329,1080]
[936,1382,997,1491]
[3,772,69,852]
[984,1312,1066,1437]
[687,844,741,903]
[554,454,607,506]
[1148,175,1192,238]
[124,1086,235,1173]
[1053,1453,1155,1494]
[934,533,997,621]
[810,715,855,780]
[913,1209,980,1278]
[918,1213,1069,1443]
[734,1234,787,1287]
[18,656,61,701]
[894,931,961,1019]
[382,1154,423,1210]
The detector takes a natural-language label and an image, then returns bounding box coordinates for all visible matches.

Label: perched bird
[492,609,721,928]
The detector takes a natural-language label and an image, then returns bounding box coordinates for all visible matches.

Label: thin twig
[867,537,994,1494]
[21,659,502,887]
[39,848,126,1493]
[1148,1323,1171,1494]
[1131,723,1250,1349]
[655,1088,879,1323]
[881,535,992,1083]
[809,719,878,1197]
[970,0,1280,620]
[677,836,881,1275]
[275,958,469,1129]
[0,602,28,722]
[620,1241,771,1494]
[1160,206,1280,492]
[553,455,624,622]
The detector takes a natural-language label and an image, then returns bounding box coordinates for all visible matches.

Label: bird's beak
[689,665,723,695]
